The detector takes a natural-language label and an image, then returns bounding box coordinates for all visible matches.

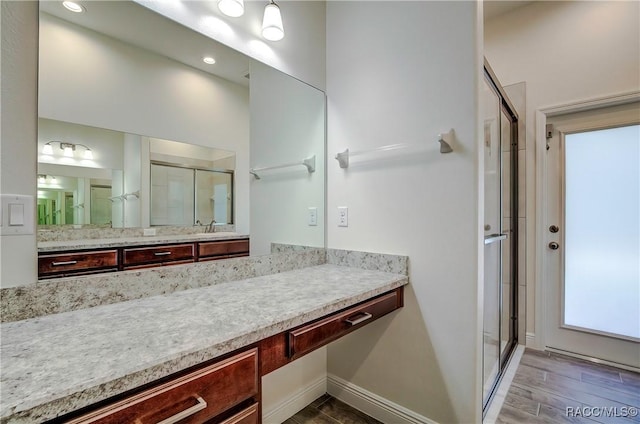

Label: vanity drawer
[198,240,249,259]
[288,290,401,359]
[218,402,259,424]
[38,250,118,277]
[66,348,258,424]
[123,243,195,267]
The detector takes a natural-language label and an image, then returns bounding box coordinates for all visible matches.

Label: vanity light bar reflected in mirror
[42,141,93,160]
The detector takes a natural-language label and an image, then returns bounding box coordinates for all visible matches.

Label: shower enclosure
[482,60,519,412]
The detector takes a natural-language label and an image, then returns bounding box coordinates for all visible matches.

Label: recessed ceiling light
[62,1,85,13]
[203,57,216,65]
[218,0,244,17]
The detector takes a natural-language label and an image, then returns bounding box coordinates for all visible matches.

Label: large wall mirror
[38,0,325,256]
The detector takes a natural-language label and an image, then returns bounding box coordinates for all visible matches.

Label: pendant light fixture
[218,0,244,17]
[262,0,284,41]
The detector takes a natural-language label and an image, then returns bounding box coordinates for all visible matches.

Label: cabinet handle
[52,261,78,266]
[156,396,207,424]
[345,312,373,326]
[153,251,172,256]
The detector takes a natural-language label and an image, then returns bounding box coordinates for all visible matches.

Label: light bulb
[42,144,54,155]
[38,175,46,184]
[262,2,284,41]
[63,146,74,157]
[218,0,244,17]
[62,1,84,13]
[51,176,57,182]
[83,149,93,160]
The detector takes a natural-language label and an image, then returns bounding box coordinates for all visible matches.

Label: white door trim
[533,90,640,352]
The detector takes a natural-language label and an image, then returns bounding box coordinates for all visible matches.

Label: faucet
[206,219,216,233]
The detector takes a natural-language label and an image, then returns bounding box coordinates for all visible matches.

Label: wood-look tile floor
[283,394,380,424]
[497,349,640,424]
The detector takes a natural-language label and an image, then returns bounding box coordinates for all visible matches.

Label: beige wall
[485,0,640,346]
[0,1,39,287]
[326,2,484,422]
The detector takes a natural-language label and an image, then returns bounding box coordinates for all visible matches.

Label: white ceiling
[40,1,251,87]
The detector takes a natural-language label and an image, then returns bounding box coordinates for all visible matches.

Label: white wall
[39,12,250,235]
[249,60,325,255]
[0,1,38,287]
[485,0,640,345]
[325,2,484,422]
[135,0,326,91]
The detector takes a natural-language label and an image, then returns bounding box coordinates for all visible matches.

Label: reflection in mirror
[37,0,325,255]
[38,118,236,228]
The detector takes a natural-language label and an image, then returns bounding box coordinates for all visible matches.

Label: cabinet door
[38,250,118,277]
[198,240,249,259]
[66,349,258,424]
[123,244,195,268]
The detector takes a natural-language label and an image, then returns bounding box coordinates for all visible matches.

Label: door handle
[484,233,508,245]
[549,242,559,250]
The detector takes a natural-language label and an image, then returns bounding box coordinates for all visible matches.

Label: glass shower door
[482,68,518,411]
[482,78,502,405]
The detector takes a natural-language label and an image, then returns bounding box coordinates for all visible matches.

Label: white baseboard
[327,374,437,424]
[262,375,327,424]
[525,332,536,347]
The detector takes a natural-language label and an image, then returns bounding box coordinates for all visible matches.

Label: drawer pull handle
[156,396,207,424]
[345,312,373,326]
[153,251,172,256]
[52,261,78,266]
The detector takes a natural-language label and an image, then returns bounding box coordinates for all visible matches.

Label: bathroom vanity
[37,234,250,278]
[0,251,408,424]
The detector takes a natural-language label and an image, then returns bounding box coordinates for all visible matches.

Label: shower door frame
[482,60,519,414]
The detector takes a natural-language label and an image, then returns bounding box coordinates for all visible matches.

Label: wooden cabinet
[38,238,249,278]
[123,243,195,269]
[260,287,404,375]
[49,287,403,424]
[38,250,118,279]
[198,240,250,261]
[65,349,258,424]
[288,290,401,359]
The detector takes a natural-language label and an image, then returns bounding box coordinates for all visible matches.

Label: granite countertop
[0,264,407,423]
[37,232,249,252]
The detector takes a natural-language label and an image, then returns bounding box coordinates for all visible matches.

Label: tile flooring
[283,349,639,424]
[496,349,640,424]
[283,394,380,424]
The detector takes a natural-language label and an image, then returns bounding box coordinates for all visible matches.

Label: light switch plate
[308,207,318,226]
[338,206,348,227]
[1,194,34,235]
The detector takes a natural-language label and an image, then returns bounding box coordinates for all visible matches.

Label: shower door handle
[484,233,508,245]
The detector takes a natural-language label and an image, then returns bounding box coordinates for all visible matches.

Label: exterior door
[544,101,640,369]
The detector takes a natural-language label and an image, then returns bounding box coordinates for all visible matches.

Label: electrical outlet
[308,207,318,226]
[338,206,348,227]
